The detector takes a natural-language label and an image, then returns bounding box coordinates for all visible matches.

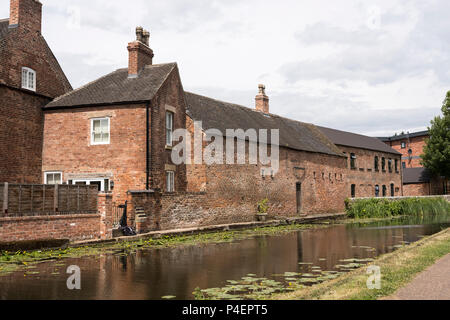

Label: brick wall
[0,86,49,183]
[0,214,101,242]
[0,3,71,183]
[43,104,148,204]
[403,183,430,196]
[385,135,428,168]
[185,123,403,219]
[148,65,187,193]
[0,193,113,243]
[338,146,403,197]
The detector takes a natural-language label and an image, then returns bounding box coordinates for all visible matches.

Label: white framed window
[91,117,110,145]
[71,178,109,192]
[22,67,36,91]
[166,111,174,147]
[45,172,62,185]
[166,171,175,193]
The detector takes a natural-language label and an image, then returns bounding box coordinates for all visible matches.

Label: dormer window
[22,67,36,91]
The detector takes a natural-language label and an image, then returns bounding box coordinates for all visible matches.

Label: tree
[421,91,450,178]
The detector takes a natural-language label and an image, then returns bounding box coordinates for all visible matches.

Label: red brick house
[43,27,187,203]
[0,0,72,183]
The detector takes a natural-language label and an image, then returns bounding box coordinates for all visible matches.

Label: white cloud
[0,0,447,135]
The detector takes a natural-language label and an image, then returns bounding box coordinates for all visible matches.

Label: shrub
[346,197,450,219]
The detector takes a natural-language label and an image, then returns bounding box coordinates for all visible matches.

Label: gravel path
[386,254,450,300]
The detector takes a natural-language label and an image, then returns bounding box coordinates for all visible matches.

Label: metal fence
[0,183,98,217]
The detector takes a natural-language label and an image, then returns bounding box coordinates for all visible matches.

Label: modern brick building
[379,131,449,196]
[0,0,72,183]
[380,131,429,169]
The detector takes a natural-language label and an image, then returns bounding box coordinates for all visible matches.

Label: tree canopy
[421,91,450,178]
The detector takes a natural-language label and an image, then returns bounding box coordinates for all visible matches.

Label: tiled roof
[185,92,345,157]
[45,63,177,108]
[317,126,401,155]
[403,167,432,184]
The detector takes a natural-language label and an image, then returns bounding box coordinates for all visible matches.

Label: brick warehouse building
[41,22,401,228]
[380,131,449,196]
[2,1,403,231]
[0,0,72,183]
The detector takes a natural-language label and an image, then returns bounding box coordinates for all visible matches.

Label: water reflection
[0,215,449,300]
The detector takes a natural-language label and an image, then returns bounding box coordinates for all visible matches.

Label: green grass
[346,197,450,219]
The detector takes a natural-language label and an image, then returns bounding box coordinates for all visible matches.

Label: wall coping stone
[0,214,100,223]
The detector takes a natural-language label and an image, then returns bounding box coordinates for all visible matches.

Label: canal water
[0,215,449,300]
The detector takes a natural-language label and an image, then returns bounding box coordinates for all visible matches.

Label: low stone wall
[0,214,101,242]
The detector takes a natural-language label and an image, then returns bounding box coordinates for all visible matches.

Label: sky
[1,0,449,136]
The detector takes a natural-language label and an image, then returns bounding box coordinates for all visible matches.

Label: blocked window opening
[166,171,175,193]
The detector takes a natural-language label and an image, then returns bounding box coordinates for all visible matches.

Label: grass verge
[271,227,450,300]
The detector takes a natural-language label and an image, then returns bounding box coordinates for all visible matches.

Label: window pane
[54,173,61,183]
[166,112,173,129]
[94,133,102,142]
[22,69,27,87]
[102,133,109,142]
[47,174,54,184]
[101,119,108,131]
[29,72,34,89]
[93,120,101,133]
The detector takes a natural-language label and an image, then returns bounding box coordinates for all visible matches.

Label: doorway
[296,183,302,215]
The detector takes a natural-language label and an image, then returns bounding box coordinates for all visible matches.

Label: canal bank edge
[271,227,450,300]
[69,212,347,248]
[0,213,347,275]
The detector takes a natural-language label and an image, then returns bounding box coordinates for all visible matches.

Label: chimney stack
[9,0,42,34]
[127,26,154,77]
[255,84,269,114]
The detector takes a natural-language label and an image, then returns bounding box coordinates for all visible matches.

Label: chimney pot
[142,30,150,46]
[136,26,144,42]
[255,84,269,114]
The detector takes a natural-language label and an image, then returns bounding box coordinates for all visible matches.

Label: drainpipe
[146,101,151,190]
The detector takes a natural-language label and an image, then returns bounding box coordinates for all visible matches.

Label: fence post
[54,184,59,212]
[2,183,8,214]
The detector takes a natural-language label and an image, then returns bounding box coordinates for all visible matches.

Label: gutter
[146,100,151,190]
